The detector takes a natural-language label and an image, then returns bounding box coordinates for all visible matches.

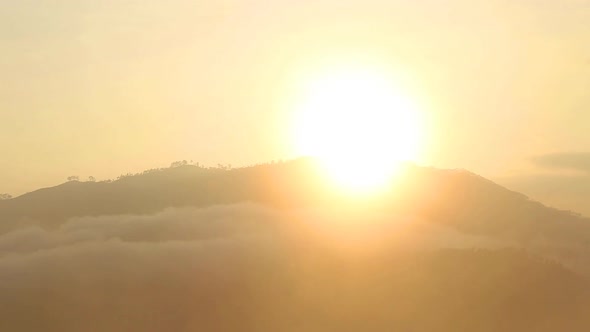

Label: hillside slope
[0,159,588,243]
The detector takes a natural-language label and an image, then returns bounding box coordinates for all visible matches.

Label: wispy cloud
[532,152,590,173]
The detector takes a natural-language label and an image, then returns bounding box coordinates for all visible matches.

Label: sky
[1,0,589,199]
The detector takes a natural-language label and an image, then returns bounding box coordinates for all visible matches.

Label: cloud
[532,152,590,173]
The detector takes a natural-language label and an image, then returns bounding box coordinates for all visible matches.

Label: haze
[1,1,590,331]
[2,0,590,212]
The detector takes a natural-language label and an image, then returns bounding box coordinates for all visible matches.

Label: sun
[292,66,424,193]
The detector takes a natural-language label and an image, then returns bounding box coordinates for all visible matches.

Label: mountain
[1,158,588,244]
[2,158,590,331]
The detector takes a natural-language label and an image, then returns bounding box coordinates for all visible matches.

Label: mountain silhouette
[1,158,588,244]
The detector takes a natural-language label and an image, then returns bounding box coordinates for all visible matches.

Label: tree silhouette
[170,160,188,168]
[0,193,12,200]
[67,176,79,182]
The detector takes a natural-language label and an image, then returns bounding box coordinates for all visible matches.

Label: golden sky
[1,0,589,195]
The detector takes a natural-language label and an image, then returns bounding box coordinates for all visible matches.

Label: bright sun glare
[293,66,424,193]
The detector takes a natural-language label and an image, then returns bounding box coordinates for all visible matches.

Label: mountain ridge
[1,158,588,245]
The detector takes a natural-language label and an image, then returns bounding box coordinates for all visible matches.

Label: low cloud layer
[0,205,588,331]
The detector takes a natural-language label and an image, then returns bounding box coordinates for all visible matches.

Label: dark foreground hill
[1,158,588,244]
[1,241,589,332]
